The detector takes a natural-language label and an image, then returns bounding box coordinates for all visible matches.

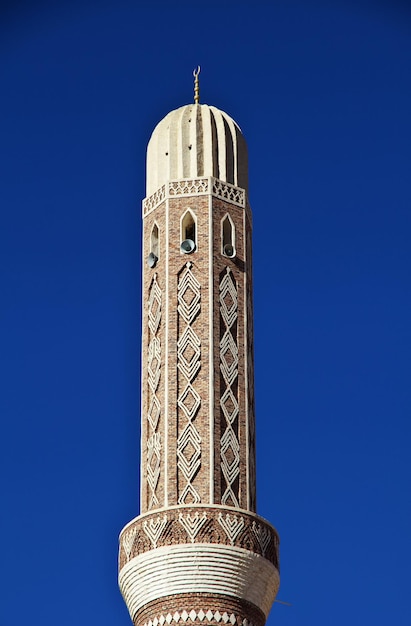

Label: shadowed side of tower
[119,96,280,626]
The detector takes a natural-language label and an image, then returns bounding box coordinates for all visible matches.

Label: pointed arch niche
[221,214,235,257]
[151,222,159,259]
[180,209,197,247]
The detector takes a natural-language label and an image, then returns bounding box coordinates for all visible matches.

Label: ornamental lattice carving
[143,185,166,215]
[176,263,202,504]
[169,178,209,196]
[246,224,257,511]
[142,178,246,215]
[212,179,245,207]
[219,268,240,507]
[147,275,162,509]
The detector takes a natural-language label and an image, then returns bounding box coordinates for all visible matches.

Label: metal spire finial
[193,66,200,104]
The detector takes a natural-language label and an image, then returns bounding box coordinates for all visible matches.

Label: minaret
[119,70,280,626]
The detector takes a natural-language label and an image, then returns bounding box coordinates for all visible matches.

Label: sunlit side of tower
[119,72,280,626]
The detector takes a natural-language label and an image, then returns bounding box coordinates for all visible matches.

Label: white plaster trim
[119,543,279,621]
[208,193,214,504]
[164,198,169,507]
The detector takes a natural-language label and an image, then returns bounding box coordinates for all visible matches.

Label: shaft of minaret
[119,87,280,626]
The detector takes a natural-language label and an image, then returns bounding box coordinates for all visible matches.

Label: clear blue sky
[1,1,410,625]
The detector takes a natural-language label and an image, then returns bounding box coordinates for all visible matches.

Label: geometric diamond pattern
[177,423,201,482]
[177,326,201,381]
[146,274,162,509]
[246,227,256,511]
[147,432,161,508]
[178,384,201,421]
[220,266,238,328]
[147,394,161,431]
[220,427,240,487]
[220,331,238,387]
[219,268,240,508]
[148,274,162,335]
[177,262,201,324]
[220,387,239,424]
[177,262,202,505]
[148,336,161,392]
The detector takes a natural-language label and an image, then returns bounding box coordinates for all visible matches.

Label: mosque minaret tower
[118,69,280,626]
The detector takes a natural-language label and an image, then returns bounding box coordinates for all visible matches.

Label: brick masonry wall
[121,181,279,626]
[211,198,250,510]
[141,200,167,511]
[167,195,211,506]
[140,192,256,513]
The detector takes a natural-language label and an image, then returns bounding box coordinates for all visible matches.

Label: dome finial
[193,66,200,104]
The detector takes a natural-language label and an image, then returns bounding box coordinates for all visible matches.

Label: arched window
[151,223,159,259]
[147,223,159,268]
[180,210,197,253]
[221,214,235,258]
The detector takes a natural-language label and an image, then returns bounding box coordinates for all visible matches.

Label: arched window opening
[147,223,159,268]
[151,223,159,258]
[182,210,196,243]
[180,210,197,254]
[222,215,235,258]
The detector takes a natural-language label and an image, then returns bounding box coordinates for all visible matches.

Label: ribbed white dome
[146,104,248,196]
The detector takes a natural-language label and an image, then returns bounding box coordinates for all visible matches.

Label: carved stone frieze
[143,186,166,215]
[142,178,246,216]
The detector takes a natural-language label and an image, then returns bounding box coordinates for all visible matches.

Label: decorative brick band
[142,178,246,216]
[119,543,279,623]
[119,506,279,571]
[135,593,266,626]
[142,609,254,626]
